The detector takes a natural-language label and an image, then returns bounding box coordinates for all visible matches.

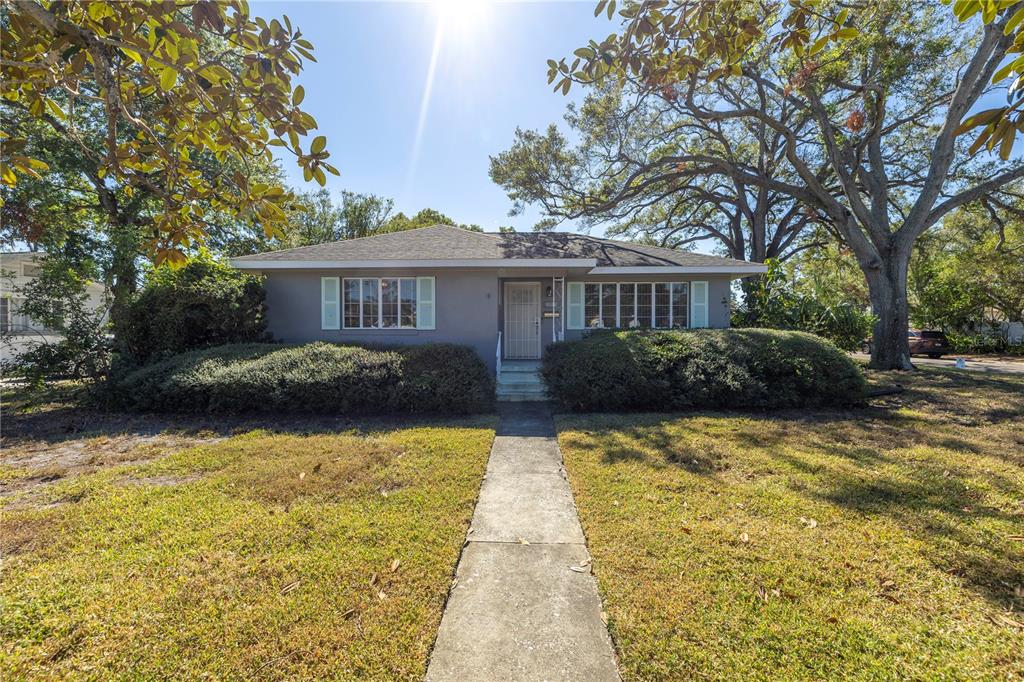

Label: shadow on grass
[558,368,1024,610]
[0,393,495,452]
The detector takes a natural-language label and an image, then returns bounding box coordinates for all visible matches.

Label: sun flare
[432,0,490,35]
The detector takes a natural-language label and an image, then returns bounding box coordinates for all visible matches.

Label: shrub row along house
[230,225,767,400]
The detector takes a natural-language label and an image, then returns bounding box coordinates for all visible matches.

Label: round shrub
[118,254,269,364]
[541,329,866,412]
[103,342,494,415]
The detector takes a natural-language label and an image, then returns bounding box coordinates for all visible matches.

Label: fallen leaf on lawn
[377,590,387,601]
[312,462,322,474]
[880,579,896,589]
[612,500,619,507]
[298,472,306,481]
[579,558,591,567]
[988,613,1024,629]
[756,585,768,601]
[600,611,609,625]
[799,516,818,529]
[518,537,530,545]
[740,532,749,543]
[569,565,587,573]
[280,580,300,595]
[680,527,692,535]
[342,608,357,619]
[390,559,400,573]
[369,572,378,587]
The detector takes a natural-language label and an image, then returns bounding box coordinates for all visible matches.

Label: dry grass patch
[557,368,1024,680]
[1,418,494,679]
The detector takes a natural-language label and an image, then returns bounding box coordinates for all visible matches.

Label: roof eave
[230,257,600,270]
[586,265,768,276]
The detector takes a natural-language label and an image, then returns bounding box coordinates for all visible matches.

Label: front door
[504,282,541,359]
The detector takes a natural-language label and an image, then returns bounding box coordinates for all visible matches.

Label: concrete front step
[496,392,548,402]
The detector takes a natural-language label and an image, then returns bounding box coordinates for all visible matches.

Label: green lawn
[557,368,1024,680]
[1,395,494,679]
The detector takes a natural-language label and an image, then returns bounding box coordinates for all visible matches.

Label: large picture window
[337,277,433,329]
[567,281,702,330]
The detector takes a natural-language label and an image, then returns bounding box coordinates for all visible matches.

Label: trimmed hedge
[541,329,866,412]
[104,342,494,415]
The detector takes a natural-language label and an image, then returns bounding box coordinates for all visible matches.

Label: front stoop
[496,360,547,402]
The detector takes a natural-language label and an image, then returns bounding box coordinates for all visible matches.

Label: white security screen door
[504,282,542,359]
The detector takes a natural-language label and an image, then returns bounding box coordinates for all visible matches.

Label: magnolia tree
[0,0,338,267]
[550,0,1024,369]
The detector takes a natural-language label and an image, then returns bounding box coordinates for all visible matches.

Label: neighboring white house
[0,251,107,364]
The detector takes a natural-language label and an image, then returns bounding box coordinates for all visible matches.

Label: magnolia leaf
[293,84,305,105]
[954,108,1005,136]
[310,135,326,154]
[160,66,178,91]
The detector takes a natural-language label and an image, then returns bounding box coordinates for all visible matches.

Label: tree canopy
[542,0,1024,369]
[1,0,338,264]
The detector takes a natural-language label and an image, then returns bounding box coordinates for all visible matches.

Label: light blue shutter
[321,277,340,330]
[691,281,708,328]
[567,282,584,329]
[416,277,435,329]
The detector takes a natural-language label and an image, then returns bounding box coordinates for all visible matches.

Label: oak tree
[553,0,1024,369]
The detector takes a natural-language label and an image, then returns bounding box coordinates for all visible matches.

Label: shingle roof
[231,224,755,269]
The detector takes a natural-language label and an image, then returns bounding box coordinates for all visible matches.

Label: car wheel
[927,353,942,359]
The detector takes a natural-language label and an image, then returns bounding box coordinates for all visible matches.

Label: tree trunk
[862,245,914,370]
[108,220,141,348]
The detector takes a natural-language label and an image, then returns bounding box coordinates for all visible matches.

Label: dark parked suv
[862,330,953,358]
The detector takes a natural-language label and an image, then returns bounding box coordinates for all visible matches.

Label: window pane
[654,283,670,328]
[636,283,652,328]
[380,279,399,328]
[619,284,636,328]
[399,278,417,328]
[344,279,361,328]
[361,278,379,328]
[601,284,617,328]
[584,284,601,327]
[671,282,689,328]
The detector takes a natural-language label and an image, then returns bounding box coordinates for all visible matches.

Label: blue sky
[258,0,601,232]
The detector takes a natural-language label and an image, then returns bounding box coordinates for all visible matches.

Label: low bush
[946,331,1024,356]
[103,342,494,415]
[542,329,866,412]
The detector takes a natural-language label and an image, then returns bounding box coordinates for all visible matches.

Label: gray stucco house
[230,225,766,397]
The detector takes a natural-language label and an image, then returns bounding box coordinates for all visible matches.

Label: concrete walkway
[426,404,620,681]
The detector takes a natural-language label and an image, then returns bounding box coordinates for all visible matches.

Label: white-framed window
[566,281,695,330]
[336,277,434,330]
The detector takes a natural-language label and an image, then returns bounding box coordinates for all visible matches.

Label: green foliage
[103,342,494,415]
[733,259,875,351]
[945,331,1024,356]
[1,253,111,383]
[382,207,482,233]
[910,202,1024,330]
[1,1,338,263]
[117,253,269,364]
[541,329,866,412]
